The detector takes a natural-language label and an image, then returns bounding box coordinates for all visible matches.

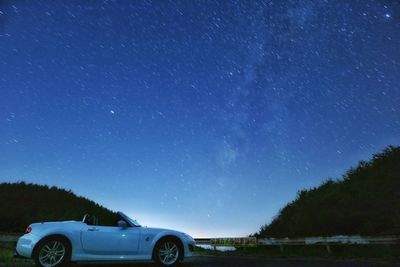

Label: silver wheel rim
[159,242,179,265]
[38,241,65,267]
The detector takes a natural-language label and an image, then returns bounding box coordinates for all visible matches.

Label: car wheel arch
[33,234,73,259]
[152,235,184,261]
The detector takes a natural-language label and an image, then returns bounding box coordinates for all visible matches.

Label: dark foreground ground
[1,256,400,267]
[2,241,400,267]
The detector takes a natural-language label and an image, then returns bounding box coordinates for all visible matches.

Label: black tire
[34,236,71,267]
[154,238,181,266]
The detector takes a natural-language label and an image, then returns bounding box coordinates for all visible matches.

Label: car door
[81,225,141,256]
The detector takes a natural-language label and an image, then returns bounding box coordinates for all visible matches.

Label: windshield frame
[118,211,141,227]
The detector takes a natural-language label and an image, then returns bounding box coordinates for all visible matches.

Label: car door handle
[88,228,99,231]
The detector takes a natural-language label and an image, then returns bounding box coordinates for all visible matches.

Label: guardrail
[0,235,18,242]
[258,235,399,253]
[195,237,257,246]
[210,237,257,247]
[194,238,211,244]
[195,235,399,253]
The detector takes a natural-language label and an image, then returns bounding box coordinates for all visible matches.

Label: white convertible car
[14,211,196,266]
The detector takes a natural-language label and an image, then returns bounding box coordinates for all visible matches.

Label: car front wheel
[34,237,70,267]
[155,239,181,266]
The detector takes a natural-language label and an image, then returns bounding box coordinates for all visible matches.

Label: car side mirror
[118,220,128,229]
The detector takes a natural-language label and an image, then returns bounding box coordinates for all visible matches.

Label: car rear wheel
[155,239,181,266]
[34,237,70,267]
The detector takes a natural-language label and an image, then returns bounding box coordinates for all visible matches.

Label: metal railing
[195,235,399,253]
[0,235,18,242]
[257,235,399,253]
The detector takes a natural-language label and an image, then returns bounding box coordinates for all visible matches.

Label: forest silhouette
[257,146,400,238]
[0,182,119,232]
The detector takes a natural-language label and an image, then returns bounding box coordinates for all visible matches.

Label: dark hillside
[0,182,119,232]
[258,146,400,238]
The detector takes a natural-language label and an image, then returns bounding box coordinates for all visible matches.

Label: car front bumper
[183,239,196,258]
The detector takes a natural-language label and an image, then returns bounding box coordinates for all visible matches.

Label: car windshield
[119,212,141,227]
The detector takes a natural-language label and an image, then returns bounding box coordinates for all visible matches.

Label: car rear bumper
[15,234,37,258]
[13,250,29,259]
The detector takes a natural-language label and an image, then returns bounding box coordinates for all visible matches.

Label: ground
[1,256,399,267]
[1,244,400,267]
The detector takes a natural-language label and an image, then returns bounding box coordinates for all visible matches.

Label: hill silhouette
[257,146,400,238]
[0,182,119,233]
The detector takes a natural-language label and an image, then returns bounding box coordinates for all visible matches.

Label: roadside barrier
[195,235,399,253]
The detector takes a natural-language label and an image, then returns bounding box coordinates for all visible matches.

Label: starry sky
[1,0,399,237]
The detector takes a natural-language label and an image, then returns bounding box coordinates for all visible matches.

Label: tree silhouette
[0,182,119,233]
[257,146,400,238]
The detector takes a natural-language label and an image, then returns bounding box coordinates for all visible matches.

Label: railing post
[279,244,284,252]
[325,244,331,254]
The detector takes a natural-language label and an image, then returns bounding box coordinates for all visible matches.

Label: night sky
[1,0,400,237]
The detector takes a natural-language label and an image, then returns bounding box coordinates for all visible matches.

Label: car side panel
[80,225,141,255]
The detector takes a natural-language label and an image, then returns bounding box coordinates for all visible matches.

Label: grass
[195,244,400,263]
[0,242,32,266]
